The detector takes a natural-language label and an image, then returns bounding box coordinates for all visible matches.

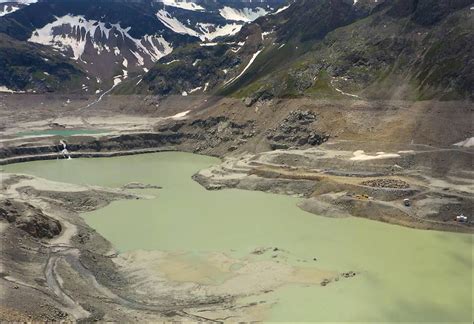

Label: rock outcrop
[266,110,329,149]
[0,199,61,238]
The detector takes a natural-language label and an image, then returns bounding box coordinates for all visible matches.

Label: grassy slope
[228,4,473,101]
[0,33,92,93]
[120,0,472,101]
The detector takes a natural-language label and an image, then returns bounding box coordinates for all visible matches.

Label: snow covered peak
[29,15,172,62]
[0,0,35,17]
[4,0,289,88]
[27,14,173,85]
[219,6,268,22]
[0,0,37,3]
[0,4,20,16]
[159,0,205,12]
[156,9,243,41]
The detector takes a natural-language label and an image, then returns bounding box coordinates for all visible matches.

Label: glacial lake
[15,129,109,137]
[4,152,473,322]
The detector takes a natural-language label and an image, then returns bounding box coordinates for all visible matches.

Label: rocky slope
[133,0,473,101]
[231,0,474,101]
[2,0,471,100]
[0,1,26,17]
[0,33,93,93]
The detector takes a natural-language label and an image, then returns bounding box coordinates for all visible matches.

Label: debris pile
[361,179,410,189]
[266,110,329,149]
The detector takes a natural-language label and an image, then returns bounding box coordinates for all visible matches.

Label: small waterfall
[59,140,72,160]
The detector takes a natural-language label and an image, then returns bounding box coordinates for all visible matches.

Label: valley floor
[1,93,472,232]
[0,93,472,320]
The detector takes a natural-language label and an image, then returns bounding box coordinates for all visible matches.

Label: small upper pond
[4,152,473,322]
[15,129,109,137]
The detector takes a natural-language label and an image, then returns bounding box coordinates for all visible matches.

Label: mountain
[0,32,93,93]
[131,0,473,101]
[0,0,37,17]
[0,0,471,100]
[0,2,24,17]
[0,0,287,92]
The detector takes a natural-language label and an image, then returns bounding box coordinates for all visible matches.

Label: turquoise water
[16,129,109,137]
[4,152,473,322]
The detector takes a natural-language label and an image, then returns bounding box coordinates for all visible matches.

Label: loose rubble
[361,179,410,189]
[266,110,329,149]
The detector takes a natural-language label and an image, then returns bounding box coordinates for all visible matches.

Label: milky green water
[4,152,473,323]
[15,129,109,137]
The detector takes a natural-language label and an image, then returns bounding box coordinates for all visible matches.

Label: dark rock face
[243,89,275,107]
[0,199,61,239]
[141,45,241,96]
[16,214,62,239]
[0,133,183,161]
[266,110,329,149]
[158,116,256,153]
[266,0,372,43]
[388,0,472,25]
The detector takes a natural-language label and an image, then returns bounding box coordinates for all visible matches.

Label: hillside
[133,0,473,101]
[0,0,287,91]
[0,33,93,93]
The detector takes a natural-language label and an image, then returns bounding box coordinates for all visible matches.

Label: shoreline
[0,146,178,165]
[0,142,474,233]
[0,172,354,321]
[1,97,472,236]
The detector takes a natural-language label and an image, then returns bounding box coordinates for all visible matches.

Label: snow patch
[350,150,400,161]
[157,9,200,38]
[159,0,204,11]
[272,4,291,15]
[157,10,241,41]
[224,49,263,86]
[165,59,180,65]
[189,86,202,93]
[200,42,218,46]
[196,22,242,41]
[0,86,24,93]
[113,72,126,86]
[169,110,191,119]
[0,4,20,17]
[453,137,474,148]
[219,6,267,22]
[29,15,172,63]
[331,78,360,98]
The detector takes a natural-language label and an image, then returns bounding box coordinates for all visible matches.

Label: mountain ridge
[132,0,473,101]
[0,0,472,101]
[0,0,287,92]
